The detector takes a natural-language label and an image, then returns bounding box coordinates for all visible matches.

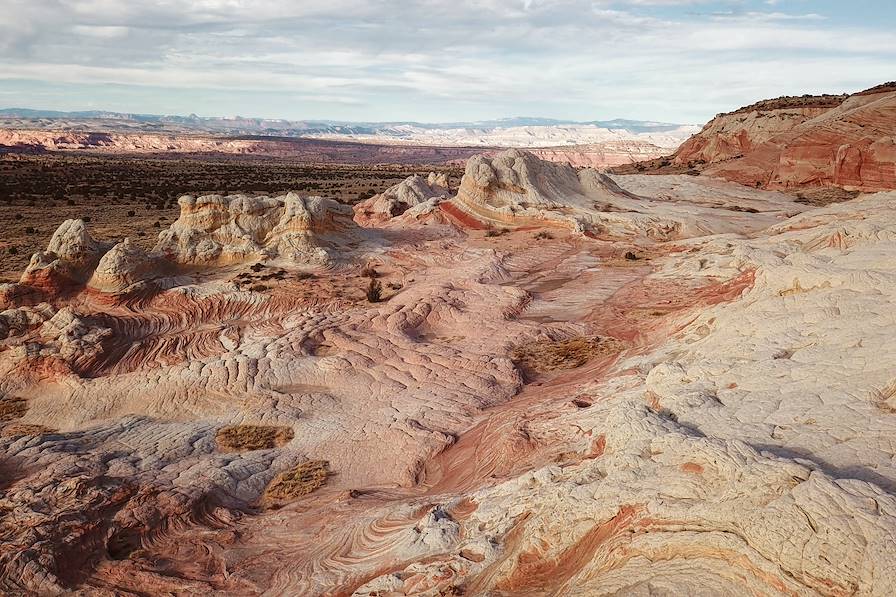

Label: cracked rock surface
[1,150,895,596]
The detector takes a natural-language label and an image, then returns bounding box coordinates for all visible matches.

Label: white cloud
[0,0,891,122]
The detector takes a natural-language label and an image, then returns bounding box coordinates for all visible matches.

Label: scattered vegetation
[366,278,383,303]
[0,396,27,421]
[233,266,289,291]
[263,460,330,507]
[1,423,56,437]
[533,231,554,240]
[794,187,861,206]
[510,336,623,379]
[624,251,639,261]
[0,152,456,280]
[216,424,295,451]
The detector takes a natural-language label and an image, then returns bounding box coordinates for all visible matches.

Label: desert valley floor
[2,144,896,595]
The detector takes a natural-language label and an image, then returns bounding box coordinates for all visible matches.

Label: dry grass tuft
[1,423,56,437]
[511,336,622,378]
[216,425,295,452]
[0,396,27,422]
[264,460,330,506]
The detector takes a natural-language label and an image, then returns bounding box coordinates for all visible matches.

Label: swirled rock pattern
[1,151,895,596]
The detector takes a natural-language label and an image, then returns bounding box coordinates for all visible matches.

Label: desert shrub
[8,247,17,255]
[0,396,27,421]
[366,278,383,303]
[216,425,294,451]
[264,460,329,506]
[624,251,639,261]
[534,231,553,240]
[1,423,55,437]
[360,265,379,278]
[510,336,623,378]
[24,226,36,234]
[126,210,136,217]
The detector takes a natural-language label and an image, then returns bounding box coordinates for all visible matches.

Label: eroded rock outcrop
[155,192,357,265]
[446,149,804,238]
[706,86,896,191]
[354,173,450,225]
[672,93,847,166]
[19,219,109,294]
[3,149,896,595]
[87,238,174,294]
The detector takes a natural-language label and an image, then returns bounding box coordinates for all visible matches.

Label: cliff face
[672,105,837,167]
[705,88,896,191]
[632,84,896,193]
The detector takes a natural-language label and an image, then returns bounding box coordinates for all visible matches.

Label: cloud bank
[1,0,893,122]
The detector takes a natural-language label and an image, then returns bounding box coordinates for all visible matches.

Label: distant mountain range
[0,108,692,137]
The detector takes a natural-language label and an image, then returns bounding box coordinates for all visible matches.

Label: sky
[0,0,893,124]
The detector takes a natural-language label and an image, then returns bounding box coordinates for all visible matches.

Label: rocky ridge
[620,83,896,193]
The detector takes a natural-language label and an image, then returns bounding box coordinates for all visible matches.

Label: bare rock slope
[2,150,896,595]
[620,83,896,193]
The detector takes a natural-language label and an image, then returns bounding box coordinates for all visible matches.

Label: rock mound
[450,149,636,232]
[19,219,110,293]
[446,149,802,238]
[155,192,356,265]
[354,173,449,224]
[86,238,172,294]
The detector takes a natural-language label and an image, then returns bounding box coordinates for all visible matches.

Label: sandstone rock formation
[447,148,804,238]
[626,84,896,193]
[2,149,896,595]
[19,219,109,294]
[672,94,848,166]
[706,85,896,191]
[155,192,357,265]
[86,238,174,294]
[354,172,450,225]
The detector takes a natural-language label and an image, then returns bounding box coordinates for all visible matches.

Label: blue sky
[0,0,893,124]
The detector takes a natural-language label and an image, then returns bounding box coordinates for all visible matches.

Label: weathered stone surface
[155,192,358,265]
[87,238,174,294]
[669,86,896,192]
[1,151,895,595]
[448,148,805,238]
[19,219,109,294]
[354,173,450,225]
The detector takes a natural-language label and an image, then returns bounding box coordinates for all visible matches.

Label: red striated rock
[667,84,896,192]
